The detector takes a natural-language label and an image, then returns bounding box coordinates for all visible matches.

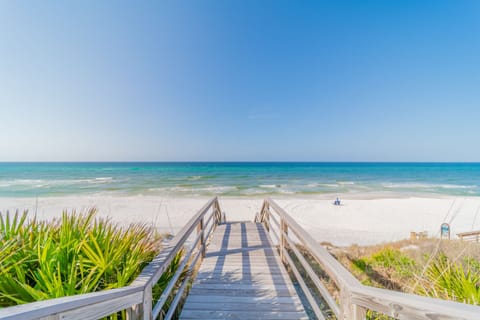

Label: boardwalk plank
[180,310,309,320]
[182,302,305,312]
[180,222,307,319]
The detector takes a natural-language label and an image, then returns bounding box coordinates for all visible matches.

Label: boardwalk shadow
[181,221,308,319]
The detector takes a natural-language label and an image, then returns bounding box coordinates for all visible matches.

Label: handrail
[257,198,480,320]
[0,197,225,320]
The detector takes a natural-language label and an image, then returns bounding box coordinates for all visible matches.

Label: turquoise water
[0,162,479,197]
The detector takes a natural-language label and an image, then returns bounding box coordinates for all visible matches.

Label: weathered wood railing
[457,230,480,242]
[0,197,224,320]
[255,198,480,320]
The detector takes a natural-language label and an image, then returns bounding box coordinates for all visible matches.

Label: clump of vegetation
[350,247,417,290]
[416,254,480,305]
[314,240,480,319]
[0,210,163,307]
[337,240,480,307]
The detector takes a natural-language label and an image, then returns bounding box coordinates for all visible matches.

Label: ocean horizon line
[1,161,480,164]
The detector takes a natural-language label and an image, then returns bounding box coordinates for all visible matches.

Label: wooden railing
[255,198,480,320]
[0,197,224,320]
[457,230,480,242]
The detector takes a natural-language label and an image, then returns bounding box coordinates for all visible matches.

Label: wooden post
[197,217,205,258]
[339,288,351,320]
[280,219,288,265]
[216,206,220,225]
[125,306,135,320]
[215,201,225,224]
[351,304,366,320]
[265,204,270,232]
[213,203,219,224]
[139,284,152,320]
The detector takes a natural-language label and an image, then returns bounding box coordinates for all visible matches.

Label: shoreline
[0,189,463,200]
[1,194,479,246]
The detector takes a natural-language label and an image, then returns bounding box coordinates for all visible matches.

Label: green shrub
[350,247,417,290]
[0,210,162,306]
[368,247,416,278]
[417,254,480,305]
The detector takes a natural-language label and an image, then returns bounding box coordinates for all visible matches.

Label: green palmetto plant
[416,254,480,305]
[344,246,480,319]
[0,209,183,314]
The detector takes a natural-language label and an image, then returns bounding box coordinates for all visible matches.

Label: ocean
[0,162,478,198]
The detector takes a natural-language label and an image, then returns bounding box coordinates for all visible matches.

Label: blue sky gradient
[1,1,479,161]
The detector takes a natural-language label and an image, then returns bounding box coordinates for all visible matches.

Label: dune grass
[0,209,165,308]
[297,240,480,319]
[347,245,480,306]
[416,254,480,305]
[338,241,480,319]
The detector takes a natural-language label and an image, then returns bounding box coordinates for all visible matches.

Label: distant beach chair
[333,197,341,206]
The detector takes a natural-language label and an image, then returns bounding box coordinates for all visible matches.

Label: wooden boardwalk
[180,222,308,320]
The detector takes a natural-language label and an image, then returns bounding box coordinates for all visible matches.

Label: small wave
[187,175,216,180]
[338,181,355,185]
[94,177,113,181]
[197,186,237,193]
[240,189,269,195]
[306,183,340,188]
[278,189,295,194]
[77,177,115,184]
[0,179,43,187]
[0,177,115,189]
[383,182,476,189]
[148,185,237,194]
[438,184,477,189]
[259,184,280,188]
[317,183,339,188]
[383,183,431,189]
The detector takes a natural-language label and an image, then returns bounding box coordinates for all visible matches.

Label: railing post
[264,203,270,232]
[126,306,135,320]
[138,284,152,320]
[351,304,366,320]
[339,288,351,320]
[197,217,205,258]
[280,218,288,265]
[214,199,224,224]
[214,200,220,224]
[341,290,366,320]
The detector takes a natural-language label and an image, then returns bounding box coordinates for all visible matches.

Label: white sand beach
[1,195,479,246]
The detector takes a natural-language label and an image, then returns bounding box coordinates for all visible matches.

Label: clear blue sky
[1,1,479,161]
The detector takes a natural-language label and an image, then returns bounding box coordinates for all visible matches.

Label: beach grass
[338,241,480,307]
[416,254,480,305]
[0,209,171,310]
[295,240,479,319]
